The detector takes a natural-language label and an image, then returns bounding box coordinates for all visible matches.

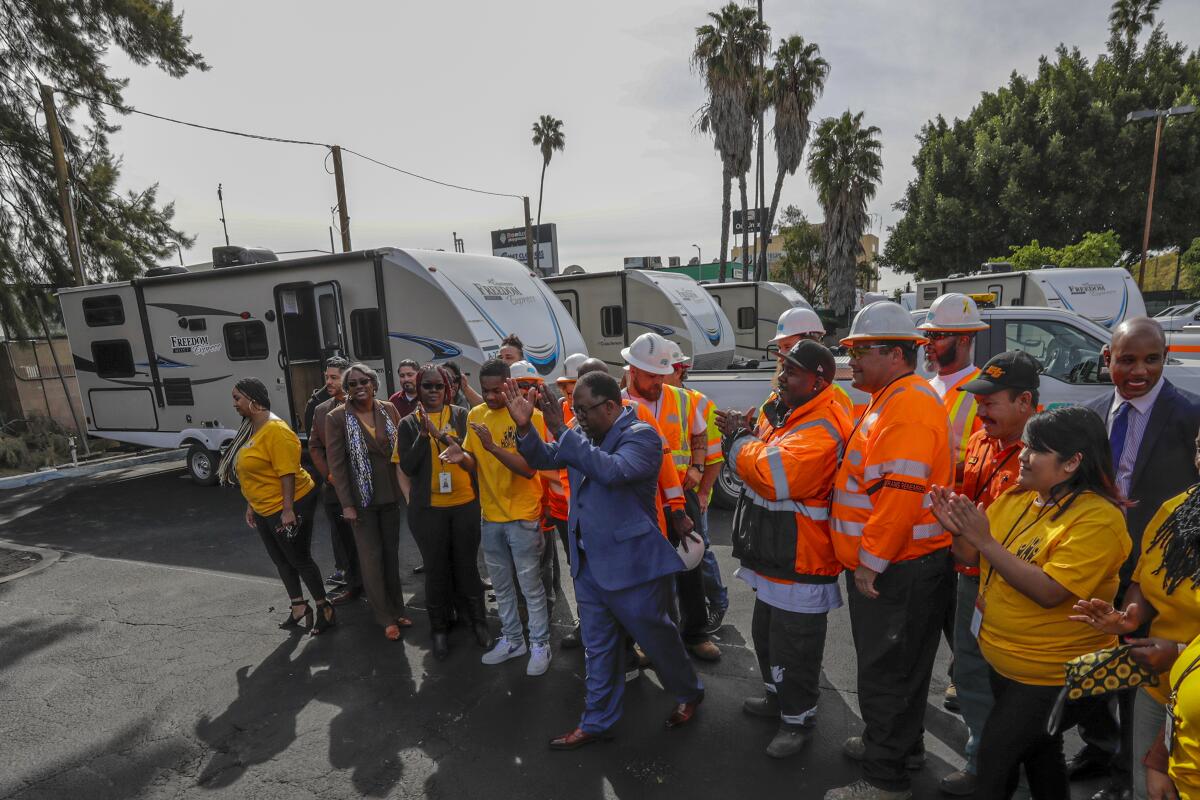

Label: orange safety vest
[626,384,701,482]
[935,368,983,481]
[831,373,953,572]
[731,388,851,581]
[686,388,724,467]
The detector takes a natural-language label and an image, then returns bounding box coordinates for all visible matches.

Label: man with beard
[387,359,421,418]
[513,371,704,748]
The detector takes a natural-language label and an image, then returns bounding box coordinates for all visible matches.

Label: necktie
[1109,401,1131,473]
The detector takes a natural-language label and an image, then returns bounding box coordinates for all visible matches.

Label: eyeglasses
[420,382,445,390]
[925,331,960,341]
[571,399,610,417]
[345,379,372,388]
[846,344,896,359]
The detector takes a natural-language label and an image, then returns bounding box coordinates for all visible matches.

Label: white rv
[543,269,735,372]
[58,247,586,483]
[703,281,813,361]
[916,267,1145,329]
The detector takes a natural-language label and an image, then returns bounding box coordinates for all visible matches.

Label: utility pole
[217,183,230,246]
[754,0,767,282]
[331,145,352,252]
[522,196,536,272]
[1127,104,1196,288]
[39,85,85,287]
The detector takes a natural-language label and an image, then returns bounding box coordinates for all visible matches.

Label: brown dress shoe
[666,695,704,729]
[548,727,612,750]
[687,640,721,661]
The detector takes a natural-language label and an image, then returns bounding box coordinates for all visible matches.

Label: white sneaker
[481,637,527,665]
[526,643,552,676]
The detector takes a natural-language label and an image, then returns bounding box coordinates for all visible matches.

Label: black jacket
[396,405,473,509]
[1083,379,1200,585]
[303,386,332,434]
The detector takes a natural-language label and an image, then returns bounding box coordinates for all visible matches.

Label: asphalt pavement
[0,463,1103,799]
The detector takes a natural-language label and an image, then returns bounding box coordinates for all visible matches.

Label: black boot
[429,605,450,661]
[468,595,494,650]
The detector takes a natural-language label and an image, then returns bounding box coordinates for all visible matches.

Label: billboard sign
[491,224,559,275]
[732,207,768,235]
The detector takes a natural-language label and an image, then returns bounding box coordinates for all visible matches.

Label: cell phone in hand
[275,515,302,540]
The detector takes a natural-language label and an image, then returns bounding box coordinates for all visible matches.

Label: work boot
[468,595,494,650]
[842,737,926,770]
[939,770,976,796]
[428,605,450,661]
[742,694,780,718]
[766,724,811,758]
[943,683,960,712]
[824,779,912,800]
[687,640,721,662]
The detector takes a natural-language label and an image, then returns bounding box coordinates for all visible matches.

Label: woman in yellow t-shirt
[1072,440,1200,800]
[931,405,1131,800]
[219,377,331,634]
[1143,634,1200,799]
[395,364,492,661]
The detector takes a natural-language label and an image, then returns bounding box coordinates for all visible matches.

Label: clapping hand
[716,408,753,438]
[1069,599,1139,635]
[929,485,991,547]
[440,441,468,465]
[502,379,535,429]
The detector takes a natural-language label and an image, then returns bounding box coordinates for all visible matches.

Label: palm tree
[758,35,829,281]
[807,111,882,317]
[692,3,769,282]
[530,115,565,274]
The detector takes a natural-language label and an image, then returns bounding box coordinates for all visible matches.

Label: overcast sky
[102,0,1200,291]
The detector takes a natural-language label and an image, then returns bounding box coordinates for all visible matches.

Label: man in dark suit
[1076,316,1200,800]
[512,371,704,750]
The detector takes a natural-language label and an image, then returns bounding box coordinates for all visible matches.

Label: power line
[340,147,523,200]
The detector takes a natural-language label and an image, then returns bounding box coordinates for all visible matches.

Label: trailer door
[274,280,346,432]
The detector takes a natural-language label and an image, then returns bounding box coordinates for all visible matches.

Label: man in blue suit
[510,370,704,750]
[1076,316,1200,800]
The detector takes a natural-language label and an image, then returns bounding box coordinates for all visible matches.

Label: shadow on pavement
[0,613,94,688]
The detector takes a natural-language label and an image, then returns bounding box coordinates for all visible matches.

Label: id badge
[970,596,985,638]
[438,471,453,494]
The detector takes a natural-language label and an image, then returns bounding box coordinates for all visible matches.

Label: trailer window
[922,287,939,302]
[224,321,269,360]
[163,377,194,406]
[601,305,623,338]
[1002,320,1108,385]
[82,295,125,327]
[736,306,755,330]
[91,340,135,378]
[318,294,340,350]
[350,309,384,360]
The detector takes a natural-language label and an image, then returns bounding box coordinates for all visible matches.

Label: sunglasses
[846,344,897,359]
[924,331,961,341]
[420,382,445,390]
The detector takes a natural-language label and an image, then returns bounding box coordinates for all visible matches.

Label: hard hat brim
[555,376,577,385]
[839,333,929,347]
[621,345,674,375]
[770,331,821,343]
[916,322,989,333]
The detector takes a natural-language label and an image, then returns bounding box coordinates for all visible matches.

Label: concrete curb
[0,538,61,584]
[0,449,186,491]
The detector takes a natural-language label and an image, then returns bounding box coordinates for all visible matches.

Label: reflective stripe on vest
[744,485,831,520]
[832,516,942,540]
[661,385,694,471]
[863,458,931,482]
[946,377,979,466]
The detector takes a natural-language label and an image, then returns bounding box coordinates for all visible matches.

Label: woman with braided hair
[1072,430,1200,800]
[220,377,333,634]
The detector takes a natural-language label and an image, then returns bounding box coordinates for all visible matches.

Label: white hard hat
[556,353,589,384]
[918,293,989,333]
[840,301,928,346]
[771,306,825,342]
[676,529,705,571]
[510,360,544,383]
[621,332,675,376]
[668,341,691,366]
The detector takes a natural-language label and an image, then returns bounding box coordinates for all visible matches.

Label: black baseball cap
[782,339,836,379]
[960,350,1042,395]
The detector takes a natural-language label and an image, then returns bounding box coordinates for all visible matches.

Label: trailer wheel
[187,444,220,486]
[712,462,742,510]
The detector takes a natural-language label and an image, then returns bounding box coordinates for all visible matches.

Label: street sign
[732,207,768,235]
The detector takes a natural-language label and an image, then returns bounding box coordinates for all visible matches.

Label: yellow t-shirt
[236,417,315,516]
[978,489,1131,686]
[1169,635,1200,798]
[463,404,545,522]
[1134,488,1200,703]
[427,407,475,508]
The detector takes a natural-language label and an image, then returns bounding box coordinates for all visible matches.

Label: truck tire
[712,461,742,510]
[187,444,220,487]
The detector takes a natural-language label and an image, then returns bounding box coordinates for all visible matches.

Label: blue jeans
[697,508,728,612]
[952,573,994,774]
[481,518,550,646]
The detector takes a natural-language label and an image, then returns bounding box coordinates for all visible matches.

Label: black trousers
[407,500,484,629]
[674,489,711,645]
[975,668,1100,800]
[751,597,828,725]
[846,548,953,792]
[254,490,325,603]
[323,499,361,591]
[354,503,406,627]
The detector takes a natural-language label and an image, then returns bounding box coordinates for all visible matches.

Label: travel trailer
[58,247,586,484]
[915,267,1146,329]
[702,281,813,361]
[543,269,735,372]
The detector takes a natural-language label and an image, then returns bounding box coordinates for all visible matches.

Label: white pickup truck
[688,305,1200,508]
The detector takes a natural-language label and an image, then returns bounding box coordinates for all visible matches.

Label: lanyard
[983,496,1057,589]
[971,445,1020,504]
[1167,650,1200,754]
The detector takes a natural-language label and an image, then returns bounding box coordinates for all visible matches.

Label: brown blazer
[326,399,402,510]
[309,395,344,503]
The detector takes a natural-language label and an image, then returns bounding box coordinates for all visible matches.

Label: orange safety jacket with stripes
[561,396,684,536]
[831,373,953,573]
[730,387,852,582]
[625,384,707,483]
[933,368,983,488]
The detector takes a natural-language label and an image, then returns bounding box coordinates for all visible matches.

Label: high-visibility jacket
[931,368,983,484]
[955,429,1023,577]
[685,388,724,467]
[762,384,855,422]
[625,384,706,483]
[562,396,684,536]
[731,388,851,582]
[831,373,953,572]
